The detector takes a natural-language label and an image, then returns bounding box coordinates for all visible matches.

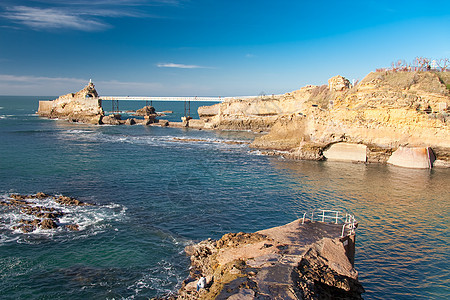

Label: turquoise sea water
[0,96,448,299]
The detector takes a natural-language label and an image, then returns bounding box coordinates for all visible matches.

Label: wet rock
[20,219,40,226]
[2,193,91,234]
[10,194,26,200]
[159,120,169,127]
[35,212,64,219]
[56,196,89,206]
[40,218,58,229]
[21,225,36,233]
[35,192,49,199]
[66,224,80,231]
[101,114,121,125]
[125,118,136,125]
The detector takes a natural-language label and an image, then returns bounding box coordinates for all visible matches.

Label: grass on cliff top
[360,71,450,94]
[436,72,450,90]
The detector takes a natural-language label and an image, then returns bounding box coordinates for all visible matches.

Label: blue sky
[0,0,449,96]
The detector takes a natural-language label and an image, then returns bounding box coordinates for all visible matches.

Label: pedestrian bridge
[98,96,226,113]
[99,96,224,102]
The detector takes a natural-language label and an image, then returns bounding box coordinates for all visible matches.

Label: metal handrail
[301,209,357,237]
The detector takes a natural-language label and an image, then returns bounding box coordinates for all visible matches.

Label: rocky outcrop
[101,114,122,125]
[134,105,156,116]
[197,71,450,168]
[1,193,91,233]
[173,218,363,299]
[38,81,104,124]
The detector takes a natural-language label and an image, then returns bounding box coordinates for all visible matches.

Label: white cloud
[156,63,208,69]
[1,1,179,31]
[3,6,110,31]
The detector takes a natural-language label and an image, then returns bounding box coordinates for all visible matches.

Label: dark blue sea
[0,96,448,299]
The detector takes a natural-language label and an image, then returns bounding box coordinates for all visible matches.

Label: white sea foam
[125,260,182,299]
[0,194,127,243]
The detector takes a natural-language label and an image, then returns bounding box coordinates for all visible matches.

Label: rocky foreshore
[164,215,363,300]
[0,193,92,233]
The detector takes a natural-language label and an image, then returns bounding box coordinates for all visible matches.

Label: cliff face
[198,71,450,167]
[175,219,363,299]
[38,82,104,124]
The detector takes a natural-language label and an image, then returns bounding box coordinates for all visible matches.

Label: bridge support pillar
[112,99,119,112]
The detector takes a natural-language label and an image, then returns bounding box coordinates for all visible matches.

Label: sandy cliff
[198,71,450,167]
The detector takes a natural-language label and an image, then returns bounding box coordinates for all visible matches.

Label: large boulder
[101,114,121,125]
[134,105,156,116]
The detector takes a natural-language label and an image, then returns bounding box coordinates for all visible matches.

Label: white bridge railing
[301,209,357,237]
[99,96,224,102]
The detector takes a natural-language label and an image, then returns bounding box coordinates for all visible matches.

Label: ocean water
[0,96,448,299]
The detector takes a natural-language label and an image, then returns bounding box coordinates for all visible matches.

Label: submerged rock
[65,224,80,231]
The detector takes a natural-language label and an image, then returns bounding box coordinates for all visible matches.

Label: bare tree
[415,57,431,71]
[436,58,449,72]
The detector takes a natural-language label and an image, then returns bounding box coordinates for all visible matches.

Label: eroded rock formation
[197,71,450,167]
[38,81,104,124]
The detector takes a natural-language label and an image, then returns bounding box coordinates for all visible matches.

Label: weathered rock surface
[171,219,363,299]
[38,81,104,124]
[196,71,450,167]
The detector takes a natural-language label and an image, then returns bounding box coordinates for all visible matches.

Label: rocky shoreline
[37,71,450,168]
[162,214,363,299]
